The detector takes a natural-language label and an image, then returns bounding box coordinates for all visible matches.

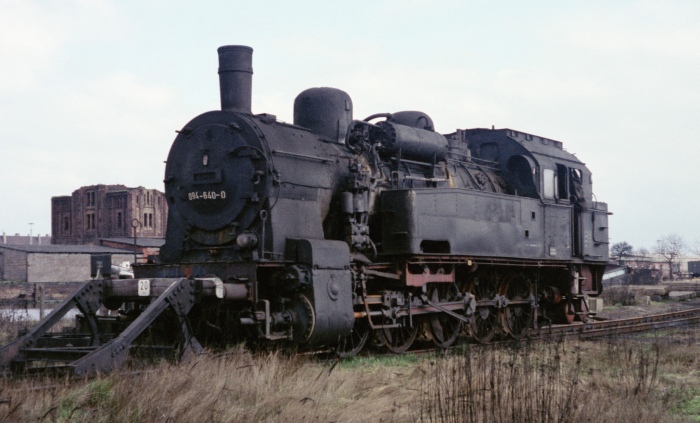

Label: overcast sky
[1,0,699,252]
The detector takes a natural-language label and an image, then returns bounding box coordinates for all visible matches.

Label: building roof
[100,237,165,248]
[0,244,133,254]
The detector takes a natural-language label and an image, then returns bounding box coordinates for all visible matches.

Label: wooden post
[39,283,45,320]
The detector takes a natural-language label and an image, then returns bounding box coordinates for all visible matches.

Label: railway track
[529,307,700,340]
[397,307,700,356]
[484,308,700,348]
[3,306,700,379]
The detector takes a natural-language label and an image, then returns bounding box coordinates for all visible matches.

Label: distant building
[99,237,166,262]
[52,185,167,245]
[1,233,52,246]
[0,244,134,283]
[615,254,664,283]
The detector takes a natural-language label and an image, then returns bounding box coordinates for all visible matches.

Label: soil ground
[596,280,700,320]
[595,296,700,320]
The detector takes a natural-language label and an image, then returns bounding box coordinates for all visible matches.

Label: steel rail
[529,307,700,340]
[393,307,700,359]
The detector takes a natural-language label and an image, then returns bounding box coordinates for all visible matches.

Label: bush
[600,285,637,306]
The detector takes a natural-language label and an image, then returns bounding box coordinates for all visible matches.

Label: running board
[0,278,203,377]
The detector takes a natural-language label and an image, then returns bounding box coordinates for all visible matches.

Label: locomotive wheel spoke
[472,276,497,301]
[465,271,498,343]
[379,319,418,354]
[337,319,370,358]
[502,305,532,340]
[426,284,462,348]
[501,274,534,340]
[469,307,498,343]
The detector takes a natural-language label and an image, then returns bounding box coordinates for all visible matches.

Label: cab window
[543,169,556,199]
[556,164,568,200]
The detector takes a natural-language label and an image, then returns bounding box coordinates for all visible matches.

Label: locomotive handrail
[363,113,394,122]
[271,149,332,163]
[465,156,501,169]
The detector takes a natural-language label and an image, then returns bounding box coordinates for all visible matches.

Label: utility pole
[132,219,141,264]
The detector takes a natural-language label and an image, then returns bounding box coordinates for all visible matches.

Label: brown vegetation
[0,325,698,422]
[1,290,699,422]
[0,282,80,301]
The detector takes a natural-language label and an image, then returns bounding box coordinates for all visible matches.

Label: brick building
[51,185,167,245]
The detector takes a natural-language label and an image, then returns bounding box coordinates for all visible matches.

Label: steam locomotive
[1,46,610,375]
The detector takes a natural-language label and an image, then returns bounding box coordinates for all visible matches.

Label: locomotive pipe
[218,45,253,113]
[105,278,250,301]
[197,277,250,301]
[103,278,181,299]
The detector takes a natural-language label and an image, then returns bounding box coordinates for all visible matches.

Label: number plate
[187,190,227,201]
[138,279,150,296]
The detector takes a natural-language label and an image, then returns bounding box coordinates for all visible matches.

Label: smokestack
[217,45,253,114]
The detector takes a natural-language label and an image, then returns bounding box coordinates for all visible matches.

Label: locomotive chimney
[217,45,253,114]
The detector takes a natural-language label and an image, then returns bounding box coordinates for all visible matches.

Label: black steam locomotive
[144,44,609,351]
[1,46,609,375]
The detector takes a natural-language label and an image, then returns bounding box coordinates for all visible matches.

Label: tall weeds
[418,341,585,423]
[418,338,681,423]
[0,328,697,422]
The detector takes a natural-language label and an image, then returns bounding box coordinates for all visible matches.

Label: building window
[86,213,96,230]
[117,212,122,228]
[142,213,154,228]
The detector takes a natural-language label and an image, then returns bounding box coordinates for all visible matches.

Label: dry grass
[0,309,40,345]
[0,347,422,422]
[417,338,691,423]
[0,281,81,302]
[0,324,699,422]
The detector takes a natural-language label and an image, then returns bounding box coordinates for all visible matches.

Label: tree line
[611,234,700,281]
